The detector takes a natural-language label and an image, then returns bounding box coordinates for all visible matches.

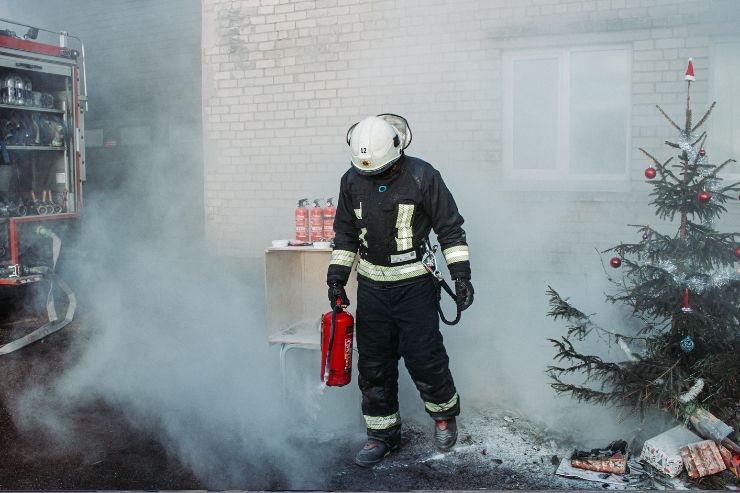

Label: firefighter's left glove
[454,278,474,311]
[328,281,350,309]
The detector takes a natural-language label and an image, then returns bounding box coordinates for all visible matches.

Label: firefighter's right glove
[328,281,350,309]
[454,278,474,311]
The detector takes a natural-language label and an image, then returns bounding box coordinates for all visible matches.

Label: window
[503,46,631,185]
[710,40,740,178]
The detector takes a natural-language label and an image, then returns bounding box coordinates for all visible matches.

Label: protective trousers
[356,276,460,445]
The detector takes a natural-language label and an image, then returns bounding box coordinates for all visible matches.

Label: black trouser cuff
[367,424,401,446]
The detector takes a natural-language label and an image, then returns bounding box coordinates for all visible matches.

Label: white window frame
[502,45,632,191]
[709,37,740,181]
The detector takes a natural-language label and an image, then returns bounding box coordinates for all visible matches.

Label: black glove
[454,278,474,311]
[328,281,349,309]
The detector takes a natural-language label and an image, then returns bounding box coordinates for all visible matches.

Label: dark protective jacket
[327,155,471,286]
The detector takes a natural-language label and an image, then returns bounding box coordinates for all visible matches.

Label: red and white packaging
[640,425,701,477]
[680,440,726,479]
[718,444,740,477]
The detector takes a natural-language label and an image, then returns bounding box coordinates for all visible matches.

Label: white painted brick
[203,0,735,262]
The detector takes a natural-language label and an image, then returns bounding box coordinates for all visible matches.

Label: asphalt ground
[0,297,736,491]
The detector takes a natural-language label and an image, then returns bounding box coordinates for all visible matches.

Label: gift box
[571,440,628,474]
[689,408,733,442]
[718,444,740,477]
[680,440,726,478]
[640,425,701,477]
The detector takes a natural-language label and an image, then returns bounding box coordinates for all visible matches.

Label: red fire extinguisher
[310,199,324,243]
[295,198,309,242]
[321,304,354,386]
[322,197,336,241]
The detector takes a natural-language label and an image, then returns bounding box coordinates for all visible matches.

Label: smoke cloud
[0,2,359,488]
[2,0,737,488]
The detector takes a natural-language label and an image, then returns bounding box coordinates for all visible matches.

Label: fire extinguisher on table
[322,197,336,242]
[295,198,309,242]
[310,199,323,243]
[321,303,354,386]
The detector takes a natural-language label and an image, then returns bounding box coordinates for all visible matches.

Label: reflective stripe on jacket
[328,155,470,285]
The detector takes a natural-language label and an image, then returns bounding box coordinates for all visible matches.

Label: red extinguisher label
[321,310,354,386]
[310,203,323,242]
[295,208,308,241]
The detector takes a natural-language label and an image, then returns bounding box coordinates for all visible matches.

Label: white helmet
[346,114,412,175]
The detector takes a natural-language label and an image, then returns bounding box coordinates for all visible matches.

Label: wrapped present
[689,408,733,442]
[718,444,740,478]
[571,440,628,474]
[680,440,726,479]
[640,425,701,477]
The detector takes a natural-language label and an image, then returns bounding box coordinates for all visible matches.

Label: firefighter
[327,114,474,467]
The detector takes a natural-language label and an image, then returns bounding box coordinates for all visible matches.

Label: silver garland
[678,130,713,176]
[644,260,739,293]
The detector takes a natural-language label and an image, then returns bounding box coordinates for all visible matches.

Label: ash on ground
[327,408,625,490]
[0,307,735,490]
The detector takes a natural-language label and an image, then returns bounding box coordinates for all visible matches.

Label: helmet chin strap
[374,153,405,178]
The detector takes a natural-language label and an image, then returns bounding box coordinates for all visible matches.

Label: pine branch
[691,131,706,147]
[548,337,624,376]
[639,149,679,183]
[719,180,740,195]
[546,286,587,319]
[546,286,642,341]
[685,80,693,132]
[656,104,682,131]
[700,159,738,183]
[683,134,708,184]
[660,157,677,181]
[548,376,616,405]
[691,102,717,133]
[640,147,662,168]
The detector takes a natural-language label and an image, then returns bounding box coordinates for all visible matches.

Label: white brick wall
[201,3,740,413]
[202,0,739,266]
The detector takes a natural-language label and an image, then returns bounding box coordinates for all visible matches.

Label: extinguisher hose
[323,304,341,382]
[434,277,461,326]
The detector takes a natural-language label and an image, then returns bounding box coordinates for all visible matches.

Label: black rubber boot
[434,417,457,450]
[354,439,397,467]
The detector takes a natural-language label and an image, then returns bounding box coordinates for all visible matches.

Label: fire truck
[0,18,87,354]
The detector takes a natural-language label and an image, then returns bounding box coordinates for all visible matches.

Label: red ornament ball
[735,246,740,259]
[610,257,622,268]
[698,148,706,156]
[698,191,711,203]
[644,167,657,179]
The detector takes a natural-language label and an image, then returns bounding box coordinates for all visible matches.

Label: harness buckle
[421,240,443,281]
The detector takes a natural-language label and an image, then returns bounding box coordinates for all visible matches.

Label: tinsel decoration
[678,378,705,404]
[617,337,639,362]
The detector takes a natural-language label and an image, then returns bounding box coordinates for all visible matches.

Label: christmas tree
[546,59,740,430]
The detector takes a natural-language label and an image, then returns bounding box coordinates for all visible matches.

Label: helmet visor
[377,113,412,149]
